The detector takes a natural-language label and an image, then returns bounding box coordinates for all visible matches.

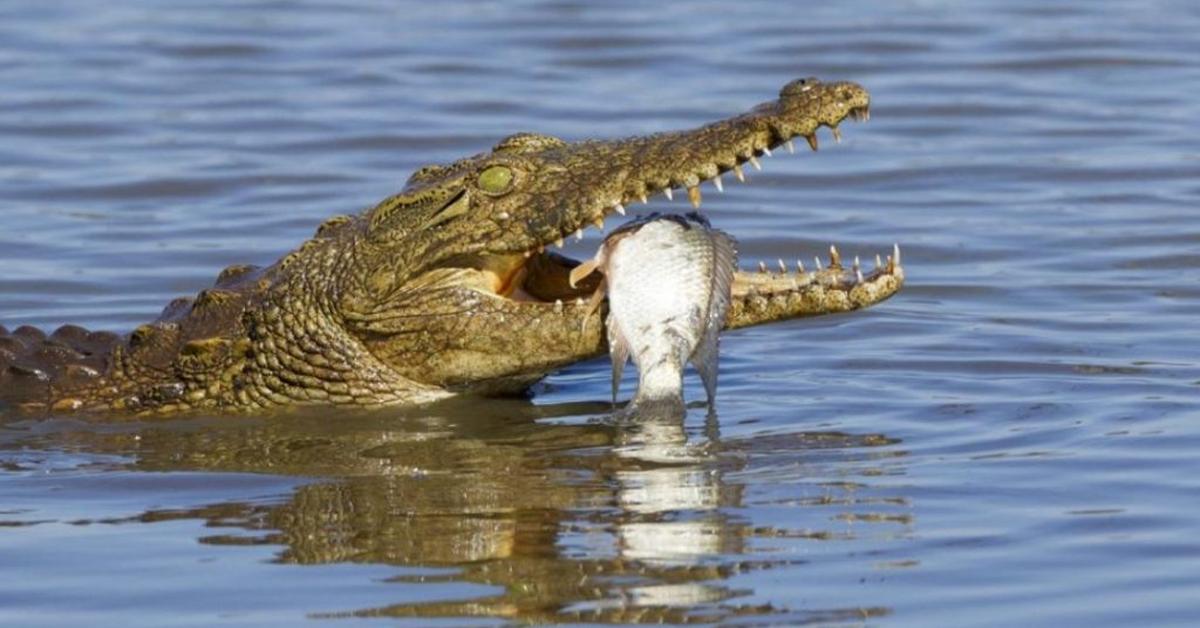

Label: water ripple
[2,0,1200,625]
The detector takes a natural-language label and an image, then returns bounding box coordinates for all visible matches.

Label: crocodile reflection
[33,398,905,623]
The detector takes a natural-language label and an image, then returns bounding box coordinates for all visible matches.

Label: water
[2,0,1199,625]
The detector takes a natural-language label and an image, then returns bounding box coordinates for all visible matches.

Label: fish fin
[691,324,720,406]
[579,278,607,338]
[607,313,629,405]
[707,230,738,330]
[568,258,600,288]
[692,229,737,406]
[585,278,606,320]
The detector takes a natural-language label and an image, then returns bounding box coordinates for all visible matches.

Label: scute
[493,132,567,154]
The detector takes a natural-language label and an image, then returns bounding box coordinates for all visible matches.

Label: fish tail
[630,391,687,419]
[633,362,686,415]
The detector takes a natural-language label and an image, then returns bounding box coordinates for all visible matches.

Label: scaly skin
[0,77,903,416]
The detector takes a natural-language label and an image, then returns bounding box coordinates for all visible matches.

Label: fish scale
[570,213,736,413]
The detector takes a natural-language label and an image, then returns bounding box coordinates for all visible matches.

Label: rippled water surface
[3,1,1199,625]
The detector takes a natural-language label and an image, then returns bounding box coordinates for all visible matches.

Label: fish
[569,212,737,414]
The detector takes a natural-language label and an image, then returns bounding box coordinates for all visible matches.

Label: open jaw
[0,77,902,415]
[456,92,903,330]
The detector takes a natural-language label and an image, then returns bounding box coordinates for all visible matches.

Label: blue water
[2,1,1199,625]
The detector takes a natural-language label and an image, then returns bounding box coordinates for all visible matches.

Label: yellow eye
[477,165,514,195]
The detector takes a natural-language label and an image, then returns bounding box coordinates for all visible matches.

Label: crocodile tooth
[762,146,772,157]
[575,297,585,306]
[613,203,626,216]
[687,186,701,208]
[777,258,787,273]
[758,261,768,273]
[786,139,796,154]
[829,245,841,267]
[856,268,864,283]
[814,256,823,270]
[593,216,605,230]
[893,243,901,267]
[554,299,563,312]
[876,253,883,270]
[805,134,818,151]
[496,211,511,221]
[831,126,842,143]
[733,164,745,182]
[664,187,674,201]
[639,193,648,204]
[555,237,564,248]
[713,174,724,193]
[797,259,805,273]
[853,255,860,271]
[748,155,762,171]
[886,255,894,273]
[574,228,584,241]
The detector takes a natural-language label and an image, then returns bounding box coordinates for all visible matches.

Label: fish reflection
[613,408,731,566]
[5,398,905,624]
[607,407,740,612]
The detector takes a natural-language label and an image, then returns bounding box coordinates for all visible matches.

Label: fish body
[570,212,736,413]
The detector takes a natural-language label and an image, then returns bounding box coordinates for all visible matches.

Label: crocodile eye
[477,165,514,195]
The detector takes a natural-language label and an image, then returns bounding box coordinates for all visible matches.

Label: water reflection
[5,399,904,623]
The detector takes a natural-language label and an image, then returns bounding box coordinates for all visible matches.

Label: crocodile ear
[405,164,450,187]
[368,184,459,237]
[493,132,567,154]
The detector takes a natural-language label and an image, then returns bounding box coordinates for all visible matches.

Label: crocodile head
[333,77,899,395]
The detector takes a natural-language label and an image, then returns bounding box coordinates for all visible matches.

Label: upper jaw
[456,78,872,305]
[521,78,871,258]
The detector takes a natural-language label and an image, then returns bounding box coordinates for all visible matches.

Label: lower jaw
[477,245,902,316]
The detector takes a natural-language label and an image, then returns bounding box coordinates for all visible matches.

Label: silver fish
[569,212,737,413]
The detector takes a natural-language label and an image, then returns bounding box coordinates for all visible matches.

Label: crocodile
[0,77,903,416]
